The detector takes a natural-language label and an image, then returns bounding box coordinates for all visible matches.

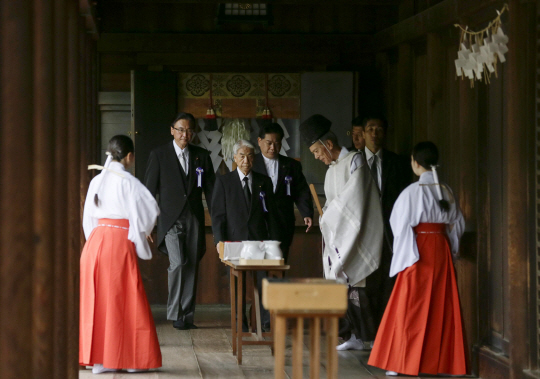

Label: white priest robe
[319,151,384,287]
[389,171,465,277]
[83,161,160,260]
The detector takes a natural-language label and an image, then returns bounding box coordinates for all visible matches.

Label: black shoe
[185,323,198,330]
[173,319,188,330]
[262,322,271,332]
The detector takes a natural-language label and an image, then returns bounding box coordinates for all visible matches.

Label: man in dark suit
[348,116,366,152]
[144,112,215,330]
[338,115,410,351]
[252,122,313,262]
[211,139,279,331]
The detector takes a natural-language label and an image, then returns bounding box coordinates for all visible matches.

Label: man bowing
[300,114,384,350]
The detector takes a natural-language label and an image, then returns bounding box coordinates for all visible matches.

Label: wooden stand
[222,259,290,365]
[262,279,347,379]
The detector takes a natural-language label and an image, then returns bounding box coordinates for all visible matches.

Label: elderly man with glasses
[144,112,216,330]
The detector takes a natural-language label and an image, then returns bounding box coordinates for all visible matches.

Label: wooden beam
[135,52,339,66]
[107,0,399,4]
[373,0,500,50]
[98,33,373,53]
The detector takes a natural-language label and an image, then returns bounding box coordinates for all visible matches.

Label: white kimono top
[83,161,160,260]
[320,151,384,287]
[389,171,465,277]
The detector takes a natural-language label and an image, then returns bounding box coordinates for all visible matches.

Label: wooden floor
[79,305,471,379]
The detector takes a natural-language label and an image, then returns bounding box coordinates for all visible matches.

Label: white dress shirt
[237,169,253,192]
[262,155,279,192]
[365,148,383,189]
[173,141,189,174]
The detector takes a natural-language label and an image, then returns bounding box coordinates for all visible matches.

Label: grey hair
[319,131,339,146]
[233,139,255,155]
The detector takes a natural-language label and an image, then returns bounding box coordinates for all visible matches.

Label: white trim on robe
[389,171,465,277]
[83,161,160,260]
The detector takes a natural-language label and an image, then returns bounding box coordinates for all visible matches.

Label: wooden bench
[262,278,347,379]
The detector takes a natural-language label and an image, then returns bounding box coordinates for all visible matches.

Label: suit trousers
[339,242,395,342]
[164,209,200,323]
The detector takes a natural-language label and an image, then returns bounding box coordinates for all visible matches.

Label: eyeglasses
[172,127,194,135]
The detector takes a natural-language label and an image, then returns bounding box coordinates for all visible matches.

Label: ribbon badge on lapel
[195,167,204,187]
[259,191,269,212]
[284,175,292,196]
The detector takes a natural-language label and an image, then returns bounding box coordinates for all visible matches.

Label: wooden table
[223,259,290,364]
[262,279,347,379]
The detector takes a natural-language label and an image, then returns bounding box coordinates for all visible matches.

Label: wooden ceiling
[97,1,400,34]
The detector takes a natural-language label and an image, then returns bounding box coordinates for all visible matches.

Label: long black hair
[412,141,449,212]
[108,134,134,162]
[94,135,134,206]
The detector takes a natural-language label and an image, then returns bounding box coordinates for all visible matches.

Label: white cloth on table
[389,171,465,277]
[319,151,384,287]
[83,161,160,260]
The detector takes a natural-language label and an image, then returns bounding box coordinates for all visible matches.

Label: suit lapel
[250,173,262,218]
[186,145,198,194]
[275,156,288,194]
[253,154,268,176]
[381,149,391,197]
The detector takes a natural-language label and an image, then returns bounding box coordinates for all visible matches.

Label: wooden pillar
[32,0,56,377]
[0,1,35,378]
[53,0,69,377]
[79,26,88,247]
[506,0,534,377]
[66,1,80,377]
[395,43,413,155]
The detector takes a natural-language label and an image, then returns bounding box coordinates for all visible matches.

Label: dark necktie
[370,155,379,190]
[243,176,251,205]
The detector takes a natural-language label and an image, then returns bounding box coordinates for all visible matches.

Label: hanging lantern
[204,74,219,131]
[262,107,272,119]
[260,73,273,120]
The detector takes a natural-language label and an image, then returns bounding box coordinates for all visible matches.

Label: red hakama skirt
[79,218,162,369]
[368,223,466,376]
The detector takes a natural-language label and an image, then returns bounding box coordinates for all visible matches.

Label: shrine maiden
[80,135,162,374]
[368,141,466,376]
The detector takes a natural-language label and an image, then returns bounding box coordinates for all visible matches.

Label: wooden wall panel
[413,47,427,143]
[376,0,538,376]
